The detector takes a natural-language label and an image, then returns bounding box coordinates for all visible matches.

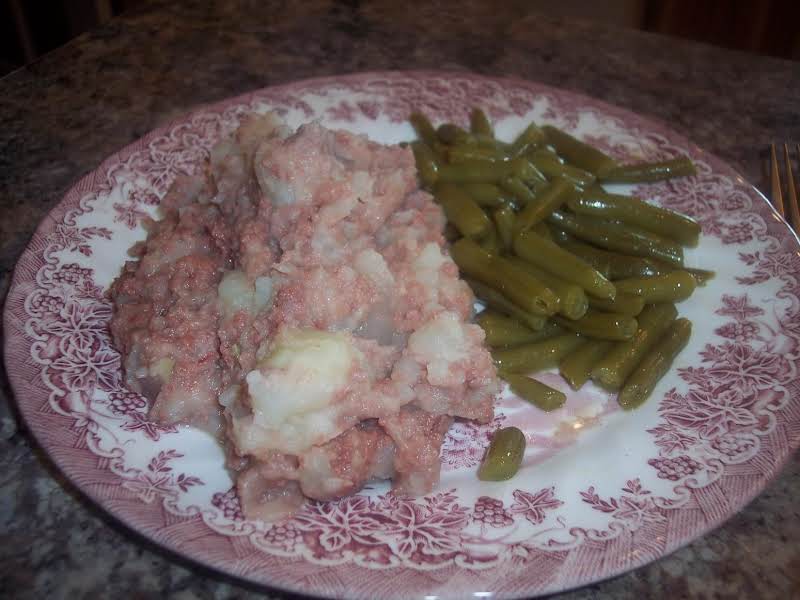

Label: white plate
[5,71,800,599]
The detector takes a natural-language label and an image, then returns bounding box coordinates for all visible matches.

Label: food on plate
[409,109,709,415]
[567,191,701,246]
[450,238,560,315]
[110,112,500,520]
[587,293,645,316]
[613,271,697,303]
[548,210,685,266]
[501,373,566,412]
[513,230,616,300]
[553,309,639,341]
[467,279,548,330]
[110,103,711,504]
[558,339,613,391]
[477,426,526,481]
[476,311,562,348]
[598,157,698,184]
[539,125,618,175]
[435,183,493,239]
[590,303,679,391]
[491,333,583,374]
[617,318,693,410]
[469,108,494,137]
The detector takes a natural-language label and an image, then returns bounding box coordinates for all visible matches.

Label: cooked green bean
[493,205,516,251]
[569,192,700,247]
[477,426,526,481]
[535,145,562,160]
[509,257,588,320]
[599,157,697,183]
[592,303,678,390]
[563,211,685,258]
[533,221,553,241]
[546,224,571,243]
[526,147,564,166]
[615,271,697,303]
[438,161,511,184]
[550,235,612,279]
[474,134,509,150]
[410,141,439,188]
[478,311,562,347]
[437,123,473,146]
[461,183,510,207]
[410,112,437,146]
[583,183,607,197]
[430,140,450,162]
[556,235,668,280]
[479,223,501,254]
[500,175,539,206]
[542,125,618,175]
[559,339,614,390]
[617,318,692,410]
[466,279,548,330]
[514,231,617,300]
[514,177,575,235]
[548,210,684,267]
[434,183,492,239]
[503,373,567,411]
[588,293,646,316]
[635,260,715,285]
[510,123,546,157]
[529,147,564,166]
[450,238,559,316]
[510,158,548,187]
[492,333,583,373]
[606,255,667,280]
[557,235,667,280]
[554,310,638,341]
[408,110,701,411]
[470,108,494,137]
[529,151,596,188]
[555,229,670,280]
[686,268,715,286]
[478,310,536,347]
[447,145,508,164]
[444,223,460,243]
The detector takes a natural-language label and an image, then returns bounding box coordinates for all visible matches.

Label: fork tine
[784,143,800,228]
[770,143,785,217]
[797,142,800,206]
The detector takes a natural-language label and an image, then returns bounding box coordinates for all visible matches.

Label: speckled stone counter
[2,1,799,598]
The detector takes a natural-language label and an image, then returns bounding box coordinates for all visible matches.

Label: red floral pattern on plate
[472,496,514,529]
[4,72,800,599]
[581,479,666,532]
[121,450,203,504]
[510,487,564,525]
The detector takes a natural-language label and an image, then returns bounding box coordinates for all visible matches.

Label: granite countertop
[2,1,799,598]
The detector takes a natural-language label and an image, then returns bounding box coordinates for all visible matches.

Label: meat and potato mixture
[110,113,499,520]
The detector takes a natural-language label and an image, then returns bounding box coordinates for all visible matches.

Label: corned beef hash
[110,113,500,520]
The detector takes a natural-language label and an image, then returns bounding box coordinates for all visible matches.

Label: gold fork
[770,143,800,227]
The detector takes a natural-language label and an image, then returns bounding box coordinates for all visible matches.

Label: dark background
[2,0,799,78]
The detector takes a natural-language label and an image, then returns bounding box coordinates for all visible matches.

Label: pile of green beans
[410,109,709,476]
